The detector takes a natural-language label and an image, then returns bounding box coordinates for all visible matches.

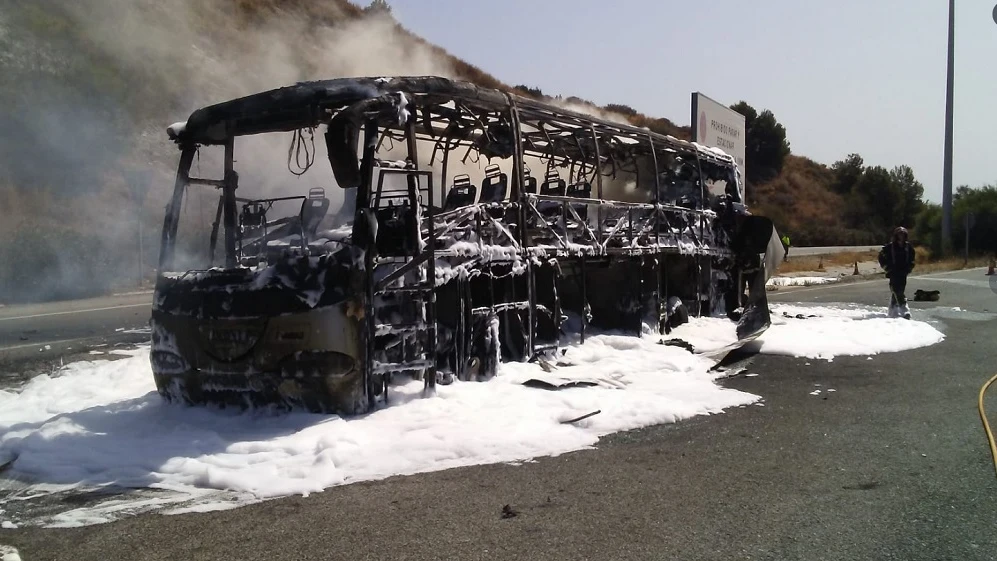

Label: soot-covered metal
[152,76,779,415]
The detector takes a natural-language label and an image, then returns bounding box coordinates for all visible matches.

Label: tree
[830,153,864,195]
[513,85,543,99]
[730,101,757,125]
[914,203,942,252]
[952,184,997,255]
[365,0,392,16]
[604,103,638,116]
[729,101,790,183]
[889,165,925,228]
[847,165,902,233]
[751,110,791,178]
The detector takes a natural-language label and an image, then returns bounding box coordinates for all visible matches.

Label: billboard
[691,92,746,201]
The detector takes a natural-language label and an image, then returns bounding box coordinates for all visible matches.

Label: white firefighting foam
[0,304,943,528]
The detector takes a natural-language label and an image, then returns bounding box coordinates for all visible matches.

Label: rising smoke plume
[0,0,461,302]
[0,0,645,303]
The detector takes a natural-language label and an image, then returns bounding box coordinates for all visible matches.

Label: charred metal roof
[166,76,736,167]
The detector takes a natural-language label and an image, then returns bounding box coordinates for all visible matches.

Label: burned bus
[152,76,780,415]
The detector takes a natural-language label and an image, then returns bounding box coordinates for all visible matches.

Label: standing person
[878,226,916,319]
[781,232,791,262]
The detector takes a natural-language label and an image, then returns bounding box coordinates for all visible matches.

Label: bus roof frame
[166,76,738,170]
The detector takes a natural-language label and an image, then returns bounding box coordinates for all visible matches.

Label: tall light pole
[942,0,955,253]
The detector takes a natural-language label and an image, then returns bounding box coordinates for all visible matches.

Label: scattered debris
[659,338,696,353]
[913,289,940,302]
[501,504,518,519]
[560,410,601,424]
[783,312,819,320]
[523,378,598,391]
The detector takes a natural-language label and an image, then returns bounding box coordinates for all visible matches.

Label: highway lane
[5,267,997,560]
[0,245,884,368]
[0,252,952,364]
[0,292,153,379]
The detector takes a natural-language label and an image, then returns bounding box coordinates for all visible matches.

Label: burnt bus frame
[157,76,763,412]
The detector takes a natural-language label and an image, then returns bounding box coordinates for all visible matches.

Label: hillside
[0,0,871,303]
[749,156,878,246]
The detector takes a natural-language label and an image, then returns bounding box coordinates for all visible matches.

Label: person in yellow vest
[780,233,790,262]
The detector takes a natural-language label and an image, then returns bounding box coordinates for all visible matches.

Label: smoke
[0,0,667,304]
[547,99,633,127]
[0,0,465,303]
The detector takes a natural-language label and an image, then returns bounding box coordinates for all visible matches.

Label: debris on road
[913,289,941,302]
[560,410,601,424]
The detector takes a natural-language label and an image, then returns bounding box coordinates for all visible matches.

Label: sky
[387,0,997,204]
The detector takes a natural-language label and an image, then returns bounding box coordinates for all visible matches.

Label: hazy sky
[388,0,997,204]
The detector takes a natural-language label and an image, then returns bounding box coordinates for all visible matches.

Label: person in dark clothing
[878,226,916,319]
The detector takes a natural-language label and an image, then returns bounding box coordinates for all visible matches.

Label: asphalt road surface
[3,268,997,560]
[0,292,153,383]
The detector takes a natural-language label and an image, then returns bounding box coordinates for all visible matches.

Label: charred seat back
[566,181,592,220]
[300,188,331,239]
[374,202,418,256]
[540,170,566,196]
[444,174,477,210]
[480,164,508,203]
[522,166,538,195]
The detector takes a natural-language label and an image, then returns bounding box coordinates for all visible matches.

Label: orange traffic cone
[987,257,995,276]
[852,261,859,276]
[817,256,825,271]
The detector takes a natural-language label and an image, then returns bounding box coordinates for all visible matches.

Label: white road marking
[0,303,150,323]
[0,337,92,353]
